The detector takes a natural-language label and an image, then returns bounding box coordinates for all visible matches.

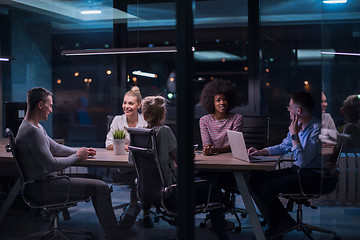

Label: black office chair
[273,143,343,240]
[5,128,94,240]
[242,116,270,150]
[127,127,223,227]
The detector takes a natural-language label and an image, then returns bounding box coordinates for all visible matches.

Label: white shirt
[105,113,147,148]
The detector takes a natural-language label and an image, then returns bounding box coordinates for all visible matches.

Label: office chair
[5,128,94,240]
[199,184,247,232]
[127,127,223,227]
[242,116,270,150]
[273,143,343,240]
[106,115,157,228]
[200,116,270,232]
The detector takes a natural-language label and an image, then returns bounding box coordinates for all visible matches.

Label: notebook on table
[226,130,276,163]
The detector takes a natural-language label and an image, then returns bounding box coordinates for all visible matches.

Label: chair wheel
[261,220,266,226]
[199,222,207,228]
[241,213,247,218]
[154,216,160,222]
[333,236,341,240]
[235,226,241,232]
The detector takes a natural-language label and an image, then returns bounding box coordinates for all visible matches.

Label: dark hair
[342,95,360,123]
[27,87,52,112]
[142,96,167,128]
[291,91,315,113]
[199,79,238,114]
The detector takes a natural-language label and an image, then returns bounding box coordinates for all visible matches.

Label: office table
[79,150,277,240]
[0,139,278,240]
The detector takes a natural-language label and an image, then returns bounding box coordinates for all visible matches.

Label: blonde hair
[142,96,167,128]
[125,86,142,104]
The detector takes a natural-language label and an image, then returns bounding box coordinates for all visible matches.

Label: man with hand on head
[16,87,123,240]
[248,91,322,240]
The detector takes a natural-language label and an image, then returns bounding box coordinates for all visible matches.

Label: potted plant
[113,129,126,155]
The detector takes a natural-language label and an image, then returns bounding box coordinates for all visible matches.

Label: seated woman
[327,94,360,162]
[105,86,151,227]
[105,86,147,150]
[141,95,230,240]
[199,78,243,156]
[197,79,243,218]
[340,94,360,152]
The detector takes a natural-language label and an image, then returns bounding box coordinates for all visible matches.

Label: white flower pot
[113,139,125,155]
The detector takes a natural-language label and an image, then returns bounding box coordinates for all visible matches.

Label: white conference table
[0,142,278,240]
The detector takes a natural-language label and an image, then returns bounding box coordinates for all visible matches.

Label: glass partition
[1,0,360,239]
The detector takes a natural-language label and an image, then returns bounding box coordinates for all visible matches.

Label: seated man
[247,91,322,239]
[16,87,121,240]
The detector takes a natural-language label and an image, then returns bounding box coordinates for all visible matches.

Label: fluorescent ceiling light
[12,0,137,21]
[194,51,243,62]
[81,10,102,15]
[321,51,360,57]
[132,70,157,78]
[0,56,15,61]
[323,0,347,3]
[61,47,177,56]
[293,49,335,60]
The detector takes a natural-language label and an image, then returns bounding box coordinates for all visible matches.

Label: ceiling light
[12,0,136,21]
[81,10,102,15]
[294,49,335,60]
[61,46,177,56]
[132,70,157,78]
[194,51,243,62]
[323,0,347,3]
[321,51,360,57]
[0,56,15,61]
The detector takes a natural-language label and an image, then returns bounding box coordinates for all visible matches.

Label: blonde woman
[105,86,147,150]
[105,86,148,228]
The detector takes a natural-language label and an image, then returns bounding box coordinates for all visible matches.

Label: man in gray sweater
[16,87,121,240]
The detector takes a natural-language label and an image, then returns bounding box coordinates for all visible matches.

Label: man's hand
[76,147,88,160]
[203,144,214,156]
[87,148,96,157]
[248,147,269,156]
[289,113,302,136]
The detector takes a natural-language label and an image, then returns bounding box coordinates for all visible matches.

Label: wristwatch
[291,134,298,141]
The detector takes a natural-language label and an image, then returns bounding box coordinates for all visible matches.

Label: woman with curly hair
[197,79,243,231]
[199,78,243,155]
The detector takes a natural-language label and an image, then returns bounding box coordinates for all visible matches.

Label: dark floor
[1,184,359,240]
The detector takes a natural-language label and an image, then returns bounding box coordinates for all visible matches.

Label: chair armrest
[128,145,153,153]
[277,154,294,169]
[23,175,72,206]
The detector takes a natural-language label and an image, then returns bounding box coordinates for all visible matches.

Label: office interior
[0,0,360,239]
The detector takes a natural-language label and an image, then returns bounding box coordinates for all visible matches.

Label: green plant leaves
[113,129,126,139]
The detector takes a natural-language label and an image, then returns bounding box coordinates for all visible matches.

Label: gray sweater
[16,120,79,181]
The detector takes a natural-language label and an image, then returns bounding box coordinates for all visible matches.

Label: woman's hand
[203,144,214,156]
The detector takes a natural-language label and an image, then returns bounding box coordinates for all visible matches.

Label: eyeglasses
[286,105,299,110]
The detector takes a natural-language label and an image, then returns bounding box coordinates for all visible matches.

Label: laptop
[226,130,276,163]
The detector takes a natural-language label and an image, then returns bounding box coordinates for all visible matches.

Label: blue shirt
[266,116,322,169]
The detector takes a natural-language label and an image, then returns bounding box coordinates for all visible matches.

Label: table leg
[0,177,20,223]
[234,171,265,240]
